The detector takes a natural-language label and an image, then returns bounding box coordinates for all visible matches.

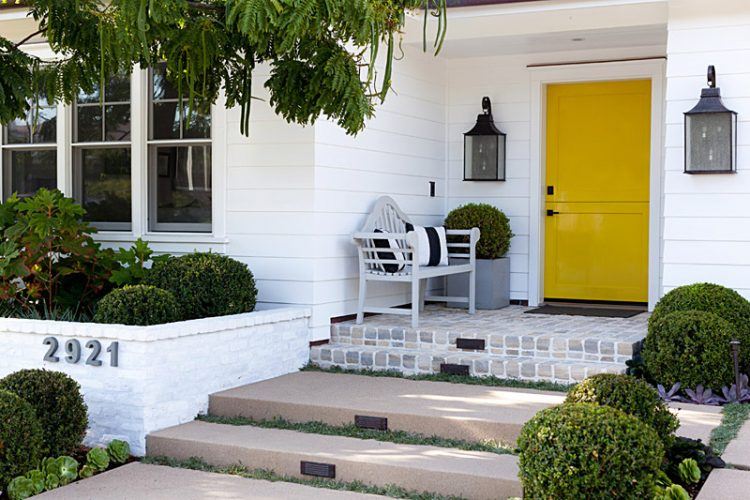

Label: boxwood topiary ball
[518,402,664,500]
[444,203,513,260]
[649,283,750,345]
[566,373,679,446]
[643,310,738,390]
[0,389,44,489]
[146,252,258,320]
[94,285,181,326]
[0,370,87,458]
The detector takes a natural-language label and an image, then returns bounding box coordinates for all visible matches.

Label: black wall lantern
[464,96,506,181]
[684,65,737,174]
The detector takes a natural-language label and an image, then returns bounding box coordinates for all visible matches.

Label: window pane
[5,116,31,144]
[33,106,58,143]
[106,74,131,102]
[77,148,131,226]
[6,104,56,145]
[76,106,103,142]
[152,102,181,139]
[183,108,211,139]
[151,145,211,230]
[105,104,131,141]
[77,83,101,104]
[4,150,57,198]
[152,63,178,100]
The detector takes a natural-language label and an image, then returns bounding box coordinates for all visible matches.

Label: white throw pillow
[405,224,448,267]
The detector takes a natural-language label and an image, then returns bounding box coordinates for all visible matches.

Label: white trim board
[528,59,666,310]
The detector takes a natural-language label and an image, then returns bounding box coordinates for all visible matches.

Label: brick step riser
[331,325,636,364]
[311,346,625,384]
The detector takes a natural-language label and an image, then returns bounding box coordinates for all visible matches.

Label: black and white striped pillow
[405,223,448,267]
[373,228,406,273]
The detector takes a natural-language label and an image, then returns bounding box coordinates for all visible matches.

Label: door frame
[529,59,666,310]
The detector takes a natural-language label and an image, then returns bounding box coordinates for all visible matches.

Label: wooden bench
[352,196,480,328]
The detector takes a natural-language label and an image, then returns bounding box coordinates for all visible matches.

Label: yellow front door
[544,80,651,303]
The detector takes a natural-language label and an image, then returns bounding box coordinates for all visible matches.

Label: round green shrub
[94,285,180,326]
[0,389,44,490]
[565,374,679,445]
[444,203,513,259]
[649,283,750,341]
[145,252,258,320]
[0,369,87,457]
[518,402,664,500]
[643,310,738,390]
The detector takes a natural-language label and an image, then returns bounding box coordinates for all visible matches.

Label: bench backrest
[360,196,412,234]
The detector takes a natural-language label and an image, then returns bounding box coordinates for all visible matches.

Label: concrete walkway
[721,418,750,469]
[669,402,723,443]
[698,468,750,500]
[36,462,386,499]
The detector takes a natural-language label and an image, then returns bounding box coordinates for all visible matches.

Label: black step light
[684,66,737,174]
[464,96,506,181]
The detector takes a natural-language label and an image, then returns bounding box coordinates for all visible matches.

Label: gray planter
[447,257,510,310]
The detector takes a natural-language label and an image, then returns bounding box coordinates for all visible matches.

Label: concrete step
[311,343,626,384]
[332,314,640,366]
[146,421,522,500]
[36,462,386,500]
[210,371,565,446]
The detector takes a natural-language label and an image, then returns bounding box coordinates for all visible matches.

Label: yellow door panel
[545,80,651,303]
[545,202,649,302]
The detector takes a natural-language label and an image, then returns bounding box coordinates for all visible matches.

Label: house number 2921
[42,337,119,367]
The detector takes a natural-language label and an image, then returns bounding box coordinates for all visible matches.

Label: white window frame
[147,64,213,233]
[72,74,133,231]
[0,51,227,246]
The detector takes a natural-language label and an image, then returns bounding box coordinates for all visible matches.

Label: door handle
[546,209,560,216]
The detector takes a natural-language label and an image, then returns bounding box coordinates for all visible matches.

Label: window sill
[95,231,229,246]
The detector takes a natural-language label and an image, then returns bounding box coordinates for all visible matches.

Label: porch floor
[312,305,649,384]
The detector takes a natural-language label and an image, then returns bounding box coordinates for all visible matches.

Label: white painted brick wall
[0,308,311,455]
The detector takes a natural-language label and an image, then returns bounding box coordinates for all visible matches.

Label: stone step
[146,421,522,500]
[332,322,637,365]
[36,462,386,500]
[311,343,626,384]
[209,371,564,446]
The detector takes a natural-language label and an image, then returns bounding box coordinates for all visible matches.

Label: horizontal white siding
[662,0,750,300]
[310,44,448,340]
[223,67,317,313]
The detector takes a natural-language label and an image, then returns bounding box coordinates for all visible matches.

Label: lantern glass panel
[465,135,504,180]
[686,112,734,172]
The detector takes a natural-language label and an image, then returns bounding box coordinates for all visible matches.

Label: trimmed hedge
[444,203,513,260]
[649,283,750,345]
[643,310,738,390]
[518,403,664,499]
[94,285,180,326]
[0,390,44,490]
[146,253,258,320]
[565,374,679,445]
[0,369,87,457]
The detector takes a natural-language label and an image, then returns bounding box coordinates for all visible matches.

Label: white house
[2,0,750,342]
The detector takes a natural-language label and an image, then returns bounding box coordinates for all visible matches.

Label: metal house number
[42,337,119,367]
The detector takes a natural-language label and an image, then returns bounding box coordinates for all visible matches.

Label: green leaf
[106,439,131,464]
[58,456,79,485]
[86,447,110,471]
[7,476,36,500]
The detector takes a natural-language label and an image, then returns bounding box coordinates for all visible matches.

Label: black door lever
[546,209,560,216]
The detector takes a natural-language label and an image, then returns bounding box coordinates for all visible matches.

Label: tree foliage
[0,0,447,135]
